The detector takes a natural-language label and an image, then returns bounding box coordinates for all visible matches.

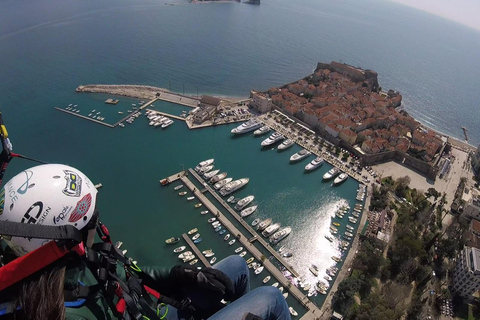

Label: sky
[389,0,480,32]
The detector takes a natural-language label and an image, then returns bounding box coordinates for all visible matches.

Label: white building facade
[250,90,273,113]
[451,247,480,301]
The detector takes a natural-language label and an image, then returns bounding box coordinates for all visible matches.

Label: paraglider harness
[0,113,197,319]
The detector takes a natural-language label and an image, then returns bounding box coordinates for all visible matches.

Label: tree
[426,187,440,200]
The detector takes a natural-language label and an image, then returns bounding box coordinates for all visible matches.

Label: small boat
[271,282,279,287]
[183,255,196,263]
[324,275,332,281]
[195,159,214,172]
[209,172,227,184]
[289,307,298,317]
[282,252,293,258]
[174,185,184,190]
[231,198,240,203]
[179,191,187,196]
[193,238,202,244]
[234,247,244,253]
[290,149,311,162]
[227,196,235,203]
[173,246,186,253]
[263,276,271,283]
[200,210,209,215]
[219,229,226,235]
[333,172,348,185]
[192,233,201,241]
[346,224,354,230]
[261,132,284,147]
[283,292,288,299]
[165,237,180,244]
[202,249,212,255]
[204,169,220,180]
[262,222,281,237]
[239,251,246,257]
[214,226,222,232]
[277,139,294,150]
[228,239,236,246]
[199,165,214,174]
[351,211,360,218]
[235,195,255,210]
[278,245,285,253]
[257,218,272,231]
[161,119,174,128]
[194,203,203,208]
[212,221,221,227]
[251,218,260,226]
[246,257,254,264]
[345,231,354,237]
[187,196,195,201]
[204,251,215,258]
[118,111,124,114]
[240,205,257,218]
[189,259,198,265]
[224,234,231,241]
[214,177,232,190]
[325,235,334,242]
[178,251,192,259]
[303,283,311,291]
[269,227,292,244]
[188,228,198,235]
[332,222,340,227]
[278,287,284,292]
[309,264,319,276]
[305,156,324,171]
[210,257,217,264]
[332,256,342,262]
[254,266,264,274]
[208,217,217,223]
[348,216,358,224]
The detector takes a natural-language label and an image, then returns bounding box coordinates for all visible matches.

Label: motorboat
[212,221,221,227]
[262,222,281,237]
[257,218,272,231]
[174,184,184,190]
[277,139,294,150]
[224,234,230,241]
[332,255,342,262]
[183,255,196,263]
[345,231,354,237]
[199,165,214,174]
[325,235,334,242]
[235,195,255,210]
[261,132,284,147]
[240,205,257,218]
[189,259,198,265]
[178,191,187,196]
[263,276,271,283]
[234,247,243,253]
[228,239,236,246]
[193,238,202,244]
[303,283,311,291]
[253,125,270,136]
[333,172,348,185]
[192,233,201,241]
[251,218,260,226]
[173,246,186,253]
[323,167,340,181]
[214,226,222,232]
[346,224,354,230]
[271,282,279,287]
[239,251,246,257]
[231,119,263,134]
[219,229,226,235]
[209,172,227,184]
[210,257,217,264]
[231,198,239,203]
[282,252,293,258]
[165,237,180,244]
[227,196,235,203]
[214,177,232,190]
[289,307,298,317]
[200,210,209,215]
[208,217,216,223]
[254,265,264,275]
[305,157,324,171]
[188,228,198,235]
[348,216,358,224]
[178,251,192,259]
[194,203,202,208]
[204,169,220,179]
[246,257,255,264]
[270,227,291,244]
[161,119,174,128]
[187,196,195,201]
[324,275,332,282]
[204,251,215,258]
[351,211,360,218]
[219,178,249,196]
[283,292,288,299]
[290,149,311,162]
[309,265,319,276]
[202,249,213,255]
[332,222,340,227]
[195,159,214,172]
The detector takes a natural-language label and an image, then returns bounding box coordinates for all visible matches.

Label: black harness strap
[0,221,82,244]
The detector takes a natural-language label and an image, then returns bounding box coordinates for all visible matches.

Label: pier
[54,108,114,127]
[179,169,321,319]
[112,98,157,127]
[182,233,211,267]
[145,109,186,121]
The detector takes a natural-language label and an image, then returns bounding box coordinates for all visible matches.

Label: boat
[330,226,338,233]
[283,292,288,299]
[248,262,258,269]
[193,238,202,244]
[212,221,221,227]
[224,234,230,241]
[343,235,352,241]
[261,132,284,146]
[251,218,260,226]
[165,237,180,244]
[336,211,345,219]
[325,235,334,242]
[219,229,226,235]
[253,125,270,136]
[239,251,246,257]
[305,157,324,171]
[118,111,124,115]
[173,246,186,253]
[228,239,236,245]
[263,276,271,283]
[183,255,196,263]
[290,149,311,162]
[254,266,264,274]
[210,257,217,264]
[119,123,125,127]
[323,167,340,181]
[246,257,254,264]
[234,195,255,210]
[189,259,198,265]
[240,205,257,218]
[204,169,220,179]
[332,256,342,262]
[351,212,360,218]
[262,222,281,237]
[333,172,348,185]
[346,224,354,230]
[324,275,332,281]
[289,307,298,317]
[231,119,263,134]
[271,282,279,288]
[303,283,311,291]
[187,196,195,201]
[188,228,198,235]
[179,191,187,196]
[309,264,319,276]
[348,216,358,224]
[195,159,214,172]
[231,198,240,203]
[234,247,243,253]
[332,222,340,227]
[257,218,272,231]
[282,252,293,258]
[202,249,213,255]
[277,139,294,150]
[200,210,209,215]
[209,172,227,184]
[270,227,291,244]
[192,233,201,241]
[214,177,232,190]
[204,251,215,258]
[200,165,214,174]
[208,217,217,223]
[194,203,203,208]
[161,119,174,128]
[178,251,192,259]
[214,226,222,232]
[345,231,354,237]
[219,178,249,196]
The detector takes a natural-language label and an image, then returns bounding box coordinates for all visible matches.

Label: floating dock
[105,98,119,105]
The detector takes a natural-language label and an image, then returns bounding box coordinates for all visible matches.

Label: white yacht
[261,132,284,147]
[231,119,262,134]
[199,165,214,174]
[323,167,340,181]
[257,218,272,231]
[234,195,255,210]
[219,178,249,196]
[214,177,232,190]
[204,169,220,180]
[253,125,270,136]
[240,205,257,218]
[269,227,291,244]
[333,172,348,185]
[278,139,294,150]
[305,157,324,171]
[161,119,174,128]
[262,222,281,237]
[209,172,227,184]
[195,159,214,172]
[289,149,311,162]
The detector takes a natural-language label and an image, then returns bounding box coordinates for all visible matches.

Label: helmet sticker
[68,193,92,223]
[17,170,34,195]
[53,205,73,225]
[21,201,51,225]
[63,170,82,197]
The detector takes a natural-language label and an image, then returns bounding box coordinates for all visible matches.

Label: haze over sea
[1,0,480,311]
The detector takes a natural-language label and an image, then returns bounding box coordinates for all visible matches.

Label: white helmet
[0,164,98,256]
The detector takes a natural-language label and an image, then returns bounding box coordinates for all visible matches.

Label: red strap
[144,285,160,299]
[0,241,84,291]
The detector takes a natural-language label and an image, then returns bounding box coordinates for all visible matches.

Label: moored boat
[202,168,219,178]
[251,218,260,227]
[231,119,262,134]
[219,178,249,196]
[195,159,214,172]
[210,257,217,264]
[179,191,187,196]
[257,218,272,231]
[214,177,232,190]
[261,132,284,147]
[263,276,271,283]
[323,167,340,181]
[254,265,264,274]
[174,184,184,190]
[333,172,348,185]
[269,226,291,244]
[234,247,243,253]
[234,195,255,210]
[173,246,186,253]
[289,307,298,317]
[240,205,257,218]
[200,210,209,215]
[289,149,311,162]
[165,237,180,244]
[262,222,281,237]
[209,172,227,184]
[277,139,294,150]
[305,157,324,171]
[188,228,198,235]
[253,125,270,136]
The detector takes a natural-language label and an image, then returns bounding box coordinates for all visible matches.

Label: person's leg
[212,255,250,299]
[208,286,291,320]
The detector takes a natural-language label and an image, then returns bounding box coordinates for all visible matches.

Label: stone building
[451,246,480,301]
[250,90,273,113]
[472,144,480,175]
[460,194,480,223]
[193,95,221,124]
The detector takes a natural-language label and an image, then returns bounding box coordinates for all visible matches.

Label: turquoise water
[1,0,480,314]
